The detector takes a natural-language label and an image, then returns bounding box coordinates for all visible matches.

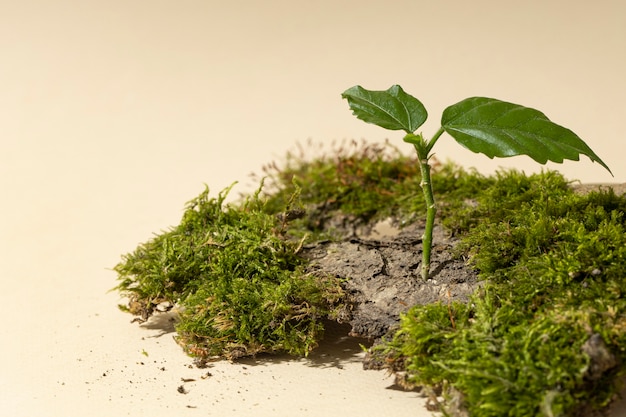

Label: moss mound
[114,140,626,415]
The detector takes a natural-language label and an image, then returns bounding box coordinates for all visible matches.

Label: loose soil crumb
[301,218,481,339]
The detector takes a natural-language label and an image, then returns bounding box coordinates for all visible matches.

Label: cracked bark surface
[301,219,481,339]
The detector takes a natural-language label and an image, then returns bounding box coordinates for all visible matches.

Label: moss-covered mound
[114,140,626,416]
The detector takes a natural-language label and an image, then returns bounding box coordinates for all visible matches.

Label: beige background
[1,1,625,416]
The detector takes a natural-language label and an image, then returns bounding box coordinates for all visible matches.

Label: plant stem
[404,132,439,280]
[426,127,445,154]
[418,154,436,280]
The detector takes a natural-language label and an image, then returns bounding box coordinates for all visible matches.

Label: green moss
[114,140,626,415]
[261,139,493,239]
[262,140,422,221]
[114,182,345,360]
[375,171,626,417]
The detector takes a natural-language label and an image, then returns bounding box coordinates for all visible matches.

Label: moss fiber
[114,140,626,415]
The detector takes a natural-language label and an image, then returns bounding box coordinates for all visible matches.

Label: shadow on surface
[136,312,371,370]
[305,320,373,369]
[139,310,178,337]
[237,320,373,369]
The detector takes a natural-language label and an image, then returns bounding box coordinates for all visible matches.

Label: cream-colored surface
[1,1,625,416]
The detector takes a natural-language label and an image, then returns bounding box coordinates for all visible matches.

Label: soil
[301,217,481,340]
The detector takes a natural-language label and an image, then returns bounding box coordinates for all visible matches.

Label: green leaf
[442,97,612,175]
[342,85,427,133]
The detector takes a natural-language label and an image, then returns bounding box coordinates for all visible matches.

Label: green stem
[426,127,445,154]
[420,128,445,278]
[404,132,439,280]
[418,153,436,280]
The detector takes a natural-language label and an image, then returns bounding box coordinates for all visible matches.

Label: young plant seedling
[342,85,612,280]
